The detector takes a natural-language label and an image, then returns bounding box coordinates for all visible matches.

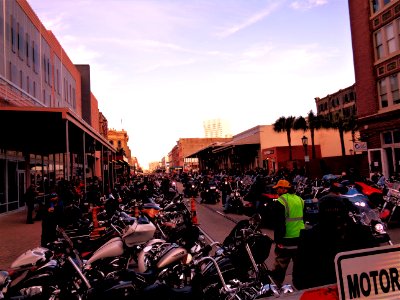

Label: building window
[47,59,51,86]
[33,81,36,98]
[26,33,30,66]
[19,70,23,89]
[17,22,23,59]
[375,30,384,59]
[386,24,397,53]
[32,42,38,73]
[379,78,388,107]
[43,55,47,83]
[10,15,16,53]
[390,74,400,104]
[394,130,400,143]
[383,132,393,144]
[27,76,30,93]
[372,0,379,13]
[56,69,60,94]
[72,88,76,108]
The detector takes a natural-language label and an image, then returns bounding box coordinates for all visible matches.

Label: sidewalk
[0,208,42,270]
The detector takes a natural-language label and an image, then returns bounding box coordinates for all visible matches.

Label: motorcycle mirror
[250,213,262,227]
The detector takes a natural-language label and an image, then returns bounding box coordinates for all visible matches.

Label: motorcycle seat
[143,203,161,210]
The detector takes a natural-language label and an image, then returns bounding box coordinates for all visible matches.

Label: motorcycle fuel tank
[87,237,124,265]
[11,247,50,269]
[122,220,156,247]
[137,239,166,273]
[156,245,188,269]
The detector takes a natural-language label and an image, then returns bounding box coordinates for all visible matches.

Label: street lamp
[301,136,308,156]
[301,136,309,177]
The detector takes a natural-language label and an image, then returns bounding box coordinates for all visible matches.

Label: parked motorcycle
[136,214,285,300]
[380,181,400,225]
[307,184,392,245]
[199,214,291,299]
[1,227,93,300]
[83,215,158,279]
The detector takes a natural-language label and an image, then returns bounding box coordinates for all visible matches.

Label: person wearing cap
[270,179,305,288]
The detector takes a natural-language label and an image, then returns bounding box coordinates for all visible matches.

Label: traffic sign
[335,244,400,300]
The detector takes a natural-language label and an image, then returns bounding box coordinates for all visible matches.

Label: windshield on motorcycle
[343,189,381,225]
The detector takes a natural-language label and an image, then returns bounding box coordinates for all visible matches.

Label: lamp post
[301,136,309,176]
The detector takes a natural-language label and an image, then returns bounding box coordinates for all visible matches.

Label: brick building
[348,0,400,177]
[108,128,138,175]
[315,84,357,121]
[168,138,232,172]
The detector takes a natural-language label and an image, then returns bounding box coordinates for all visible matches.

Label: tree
[322,112,357,157]
[305,110,326,159]
[273,116,296,161]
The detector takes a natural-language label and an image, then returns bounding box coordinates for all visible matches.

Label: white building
[203,119,232,138]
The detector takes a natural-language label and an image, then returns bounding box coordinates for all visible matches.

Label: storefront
[0,107,115,214]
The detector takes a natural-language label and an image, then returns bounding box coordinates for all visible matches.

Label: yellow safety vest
[277,193,305,238]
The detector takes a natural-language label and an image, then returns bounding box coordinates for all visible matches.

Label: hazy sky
[27,0,355,169]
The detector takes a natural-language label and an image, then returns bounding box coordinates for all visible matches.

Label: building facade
[315,84,357,120]
[188,125,354,175]
[169,138,232,172]
[203,118,232,138]
[107,128,138,176]
[0,0,115,213]
[348,0,400,177]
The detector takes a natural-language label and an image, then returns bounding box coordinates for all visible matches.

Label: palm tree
[306,110,325,159]
[323,112,357,157]
[273,116,296,161]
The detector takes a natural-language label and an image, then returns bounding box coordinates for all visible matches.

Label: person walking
[24,184,38,224]
[270,179,305,288]
[220,176,232,212]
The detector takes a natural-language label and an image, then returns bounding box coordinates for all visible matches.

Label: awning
[0,106,115,155]
[212,132,260,153]
[185,142,225,158]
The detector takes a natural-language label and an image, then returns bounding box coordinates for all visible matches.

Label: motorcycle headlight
[374,223,385,234]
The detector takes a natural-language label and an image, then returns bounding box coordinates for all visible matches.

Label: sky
[27,0,355,169]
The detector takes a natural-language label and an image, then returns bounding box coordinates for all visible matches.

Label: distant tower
[203,119,232,138]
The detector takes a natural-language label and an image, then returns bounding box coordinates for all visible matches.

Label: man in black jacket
[292,183,380,290]
[24,184,38,224]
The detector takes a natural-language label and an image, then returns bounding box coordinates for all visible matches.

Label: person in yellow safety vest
[269,179,305,288]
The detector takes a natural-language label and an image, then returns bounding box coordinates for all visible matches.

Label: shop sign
[354,142,368,152]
